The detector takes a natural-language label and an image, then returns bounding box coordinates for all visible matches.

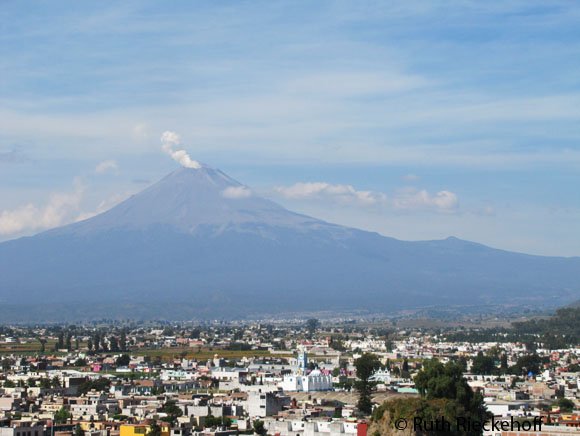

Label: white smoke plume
[161,131,201,169]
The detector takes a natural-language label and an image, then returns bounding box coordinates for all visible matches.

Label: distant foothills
[0,165,579,322]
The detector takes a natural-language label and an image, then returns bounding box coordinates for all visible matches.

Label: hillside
[0,165,579,321]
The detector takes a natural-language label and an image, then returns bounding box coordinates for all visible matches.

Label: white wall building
[279,352,333,392]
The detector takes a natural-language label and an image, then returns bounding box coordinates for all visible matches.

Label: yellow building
[120,423,170,436]
[78,422,108,431]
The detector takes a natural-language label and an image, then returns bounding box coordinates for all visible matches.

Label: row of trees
[35,329,129,353]
[470,351,545,376]
[3,376,61,388]
[87,330,128,353]
[446,307,580,349]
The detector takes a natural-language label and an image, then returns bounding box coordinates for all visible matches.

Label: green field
[133,347,293,361]
[0,339,57,354]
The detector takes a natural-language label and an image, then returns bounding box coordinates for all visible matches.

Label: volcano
[0,165,578,320]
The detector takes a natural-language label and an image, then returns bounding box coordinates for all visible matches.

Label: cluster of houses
[0,325,578,435]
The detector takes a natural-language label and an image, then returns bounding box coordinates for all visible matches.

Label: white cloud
[75,191,132,222]
[275,181,459,213]
[0,180,84,235]
[132,122,149,141]
[275,182,386,206]
[402,173,420,182]
[393,187,458,213]
[286,71,427,98]
[161,130,201,169]
[221,186,252,199]
[95,159,119,174]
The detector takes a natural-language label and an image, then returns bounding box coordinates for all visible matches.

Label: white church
[278,351,333,392]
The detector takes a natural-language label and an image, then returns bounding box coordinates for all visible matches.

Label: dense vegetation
[444,307,580,348]
[371,359,489,435]
[511,308,579,345]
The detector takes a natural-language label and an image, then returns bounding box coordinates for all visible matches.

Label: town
[0,308,578,436]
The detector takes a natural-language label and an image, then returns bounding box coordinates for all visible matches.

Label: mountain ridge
[0,165,578,320]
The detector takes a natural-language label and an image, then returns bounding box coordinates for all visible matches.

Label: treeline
[444,307,580,348]
[86,330,128,353]
[48,326,129,353]
[511,307,579,345]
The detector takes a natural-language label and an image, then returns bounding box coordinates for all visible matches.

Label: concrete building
[0,424,45,436]
[247,390,290,418]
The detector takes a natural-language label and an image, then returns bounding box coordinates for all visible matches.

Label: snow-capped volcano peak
[51,165,321,235]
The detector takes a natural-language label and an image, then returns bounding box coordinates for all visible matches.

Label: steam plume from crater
[161,131,201,169]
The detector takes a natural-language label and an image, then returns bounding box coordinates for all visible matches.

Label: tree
[74,358,87,367]
[414,359,488,427]
[189,328,201,339]
[524,340,537,354]
[330,337,346,352]
[51,376,62,388]
[93,332,100,352]
[306,319,319,336]
[120,330,127,351]
[1,358,12,371]
[558,398,575,413]
[354,353,381,415]
[457,356,468,372]
[401,358,410,378]
[500,354,508,373]
[151,385,165,395]
[110,336,120,352]
[38,338,47,353]
[147,422,161,436]
[510,354,542,376]
[253,420,267,435]
[78,377,111,395]
[116,354,131,367]
[100,335,108,352]
[205,415,231,428]
[471,351,496,375]
[56,332,65,350]
[75,425,84,436]
[54,407,71,424]
[160,400,183,424]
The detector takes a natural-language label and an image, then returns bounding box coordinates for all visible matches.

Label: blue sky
[1,1,579,256]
